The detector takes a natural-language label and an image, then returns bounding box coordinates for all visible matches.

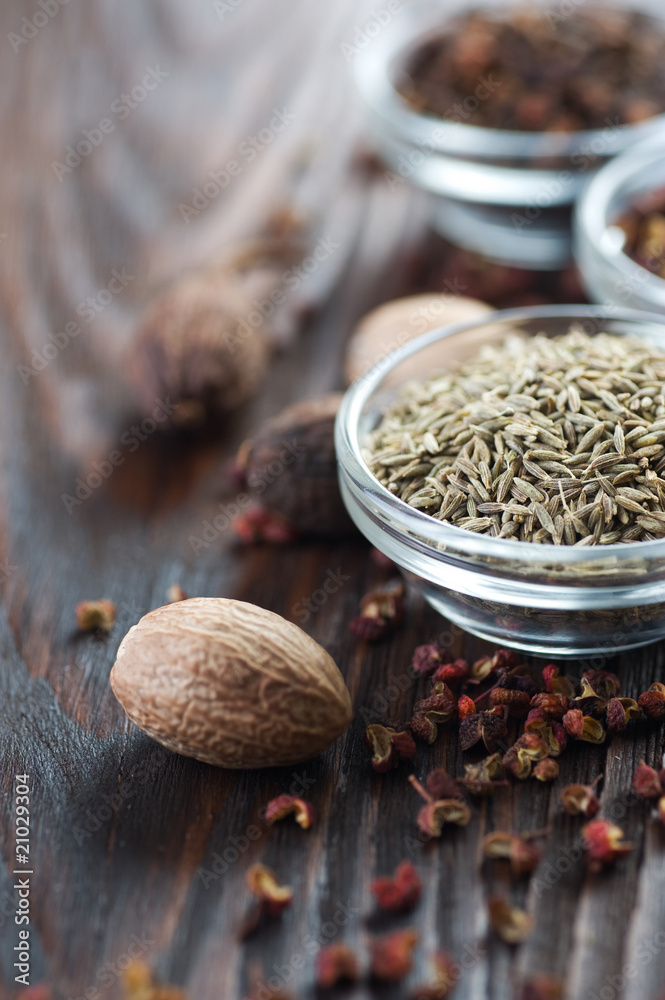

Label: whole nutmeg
[237,393,355,537]
[344,293,492,386]
[131,267,270,425]
[110,598,352,768]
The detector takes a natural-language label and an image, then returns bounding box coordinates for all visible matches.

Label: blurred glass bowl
[335,305,665,657]
[355,1,665,270]
[575,137,665,313]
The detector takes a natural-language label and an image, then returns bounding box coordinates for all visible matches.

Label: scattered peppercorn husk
[488,898,533,944]
[462,753,507,795]
[533,758,559,782]
[409,774,472,836]
[365,724,416,772]
[369,928,419,982]
[459,708,508,753]
[519,975,564,1000]
[560,781,602,819]
[582,819,633,871]
[76,598,116,632]
[344,293,492,386]
[264,794,315,829]
[483,831,544,877]
[425,767,464,801]
[245,863,293,917]
[638,682,665,720]
[236,393,356,537]
[632,762,663,799]
[316,944,361,988]
[371,860,422,913]
[122,961,186,1000]
[240,864,294,939]
[166,583,187,604]
[349,579,405,641]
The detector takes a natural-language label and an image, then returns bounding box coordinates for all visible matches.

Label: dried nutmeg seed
[344,293,492,386]
[131,262,274,426]
[237,393,355,537]
[110,598,352,768]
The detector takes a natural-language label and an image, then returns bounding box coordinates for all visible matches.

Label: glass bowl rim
[336,303,665,566]
[576,139,665,299]
[354,1,665,158]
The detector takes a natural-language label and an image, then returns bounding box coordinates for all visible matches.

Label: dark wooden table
[1,2,665,998]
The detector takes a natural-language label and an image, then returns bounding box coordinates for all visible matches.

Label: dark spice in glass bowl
[396,7,665,132]
[616,187,665,280]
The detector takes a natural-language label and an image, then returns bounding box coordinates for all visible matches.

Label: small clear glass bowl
[575,137,665,313]
[355,0,665,270]
[335,305,665,658]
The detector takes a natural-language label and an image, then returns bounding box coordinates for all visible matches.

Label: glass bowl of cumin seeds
[355,1,665,270]
[336,305,665,657]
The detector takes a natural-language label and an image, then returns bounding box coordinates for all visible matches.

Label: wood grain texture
[0,2,664,999]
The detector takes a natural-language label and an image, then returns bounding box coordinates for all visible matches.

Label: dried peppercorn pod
[632,762,663,799]
[606,697,641,733]
[432,658,470,686]
[489,686,531,718]
[369,928,419,982]
[364,724,416,773]
[238,393,355,537]
[561,780,602,818]
[349,580,405,642]
[371,860,422,913]
[582,819,633,871]
[316,944,360,987]
[638,682,665,720]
